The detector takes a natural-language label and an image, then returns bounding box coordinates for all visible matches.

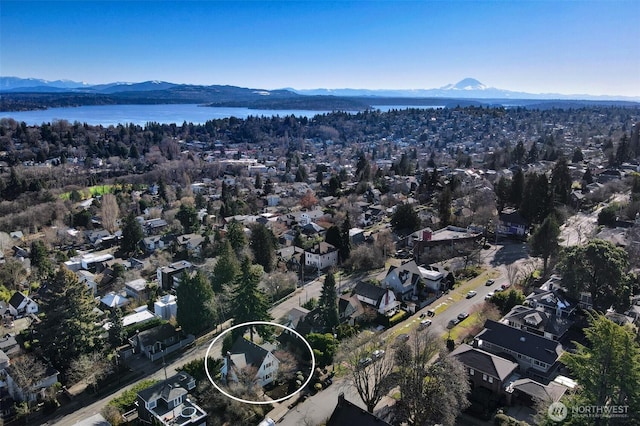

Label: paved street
[49,226,556,425]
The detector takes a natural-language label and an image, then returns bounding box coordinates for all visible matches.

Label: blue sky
[1,1,639,96]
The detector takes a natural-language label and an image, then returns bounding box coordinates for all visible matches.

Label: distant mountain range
[289,78,640,101]
[1,76,638,112]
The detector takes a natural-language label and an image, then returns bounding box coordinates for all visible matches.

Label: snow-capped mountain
[439,78,488,91]
[1,76,637,102]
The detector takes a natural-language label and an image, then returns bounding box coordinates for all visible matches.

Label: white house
[8,292,38,317]
[382,260,443,300]
[221,337,281,387]
[76,269,98,296]
[154,294,177,321]
[353,282,399,315]
[6,360,59,403]
[304,242,338,271]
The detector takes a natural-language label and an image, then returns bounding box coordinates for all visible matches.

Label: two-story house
[382,260,443,301]
[157,260,193,290]
[353,282,399,316]
[221,337,280,387]
[5,359,58,403]
[497,208,529,239]
[7,292,38,318]
[502,305,572,341]
[136,372,206,426]
[450,343,519,404]
[474,320,564,381]
[304,242,338,271]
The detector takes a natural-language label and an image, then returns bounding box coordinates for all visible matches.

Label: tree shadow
[489,242,530,267]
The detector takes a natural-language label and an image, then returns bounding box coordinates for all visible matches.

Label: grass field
[60,184,116,200]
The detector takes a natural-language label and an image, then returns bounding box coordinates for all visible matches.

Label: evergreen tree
[325,226,343,259]
[558,239,631,312]
[391,203,421,235]
[550,157,572,205]
[571,147,584,163]
[561,314,640,424]
[327,175,341,196]
[30,240,53,281]
[36,267,100,374]
[176,203,200,233]
[231,259,272,341]
[520,172,551,223]
[494,176,511,211]
[583,167,594,185]
[512,140,526,165]
[438,187,452,227]
[526,143,539,164]
[226,221,247,255]
[120,212,143,256]
[108,308,126,350]
[254,173,262,190]
[319,273,339,331]
[340,213,352,262]
[529,214,561,276]
[249,223,276,273]
[176,271,216,335]
[263,178,273,195]
[510,169,524,207]
[211,240,240,292]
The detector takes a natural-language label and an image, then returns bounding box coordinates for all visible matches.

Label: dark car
[393,333,410,347]
[448,318,461,328]
[457,312,469,321]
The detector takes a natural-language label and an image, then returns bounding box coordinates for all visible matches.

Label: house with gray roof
[502,305,573,341]
[7,292,38,318]
[304,242,338,271]
[382,260,443,300]
[136,372,206,426]
[451,343,519,401]
[474,320,564,380]
[353,282,399,315]
[221,337,280,387]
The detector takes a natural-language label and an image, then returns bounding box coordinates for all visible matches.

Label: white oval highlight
[204,320,316,405]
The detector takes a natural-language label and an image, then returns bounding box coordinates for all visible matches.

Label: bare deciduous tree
[393,331,470,426]
[100,193,119,233]
[69,351,114,393]
[505,263,521,287]
[336,334,394,413]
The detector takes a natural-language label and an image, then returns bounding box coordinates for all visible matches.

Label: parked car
[485,279,495,286]
[358,357,373,368]
[420,319,432,328]
[427,309,436,317]
[501,283,511,290]
[466,290,477,298]
[485,292,494,300]
[448,318,461,328]
[419,312,427,319]
[457,312,469,321]
[393,333,410,346]
[372,349,385,359]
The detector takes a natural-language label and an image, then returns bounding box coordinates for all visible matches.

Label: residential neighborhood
[0,105,638,425]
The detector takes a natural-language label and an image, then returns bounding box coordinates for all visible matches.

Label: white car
[372,349,385,359]
[485,292,494,300]
[466,290,477,298]
[420,319,432,328]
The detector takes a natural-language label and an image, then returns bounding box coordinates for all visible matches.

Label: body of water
[0,103,446,127]
[0,104,344,127]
